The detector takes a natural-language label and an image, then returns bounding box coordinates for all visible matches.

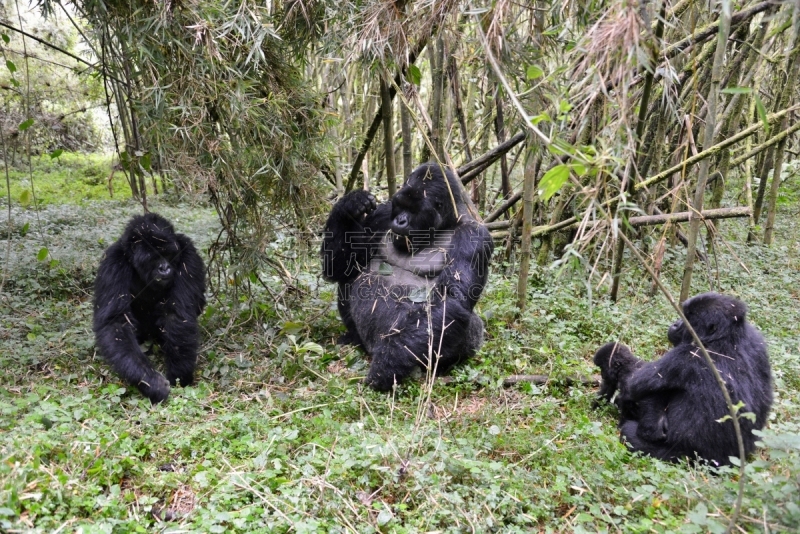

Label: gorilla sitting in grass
[322,163,494,391]
[594,292,772,466]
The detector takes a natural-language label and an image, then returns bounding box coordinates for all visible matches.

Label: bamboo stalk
[764,4,800,244]
[345,39,428,192]
[731,120,800,167]
[380,77,397,197]
[680,0,732,303]
[516,151,537,311]
[488,206,751,233]
[635,105,799,192]
[458,132,526,184]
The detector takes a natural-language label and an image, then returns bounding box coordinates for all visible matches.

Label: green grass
[1,152,131,206]
[1,164,799,532]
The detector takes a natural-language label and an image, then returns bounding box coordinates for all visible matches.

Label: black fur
[322,163,494,391]
[593,292,773,466]
[93,213,206,403]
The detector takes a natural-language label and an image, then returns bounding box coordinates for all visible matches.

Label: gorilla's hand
[337,190,377,224]
[137,372,171,404]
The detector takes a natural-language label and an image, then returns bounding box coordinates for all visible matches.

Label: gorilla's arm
[93,244,170,402]
[158,234,207,387]
[436,220,494,310]
[624,348,698,401]
[321,191,391,284]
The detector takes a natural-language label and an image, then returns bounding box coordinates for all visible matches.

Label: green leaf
[298,342,324,355]
[20,222,29,236]
[119,151,131,171]
[1,34,9,44]
[407,64,422,86]
[19,118,34,131]
[6,60,16,73]
[376,509,393,526]
[526,65,544,80]
[721,86,751,94]
[19,189,31,206]
[37,247,49,262]
[538,164,571,201]
[141,152,152,172]
[531,112,551,126]
[49,149,63,159]
[754,94,769,134]
[558,99,573,113]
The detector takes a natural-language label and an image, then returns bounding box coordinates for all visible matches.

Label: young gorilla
[593,292,773,466]
[93,213,206,404]
[322,163,494,391]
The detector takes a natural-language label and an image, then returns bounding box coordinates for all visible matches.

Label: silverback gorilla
[322,163,494,390]
[594,292,772,466]
[93,213,206,403]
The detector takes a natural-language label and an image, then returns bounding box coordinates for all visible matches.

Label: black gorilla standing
[93,213,206,403]
[322,163,494,390]
[593,292,772,466]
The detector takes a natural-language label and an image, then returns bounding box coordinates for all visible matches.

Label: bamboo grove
[6,0,800,303]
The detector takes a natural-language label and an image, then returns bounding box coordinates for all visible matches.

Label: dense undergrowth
[1,165,799,532]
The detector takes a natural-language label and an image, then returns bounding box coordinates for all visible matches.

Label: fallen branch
[731,119,800,167]
[502,374,600,387]
[458,132,526,185]
[488,206,751,233]
[635,105,800,192]
[437,374,600,387]
[484,191,523,223]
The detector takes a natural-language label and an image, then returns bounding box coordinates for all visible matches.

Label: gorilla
[321,162,494,391]
[593,292,773,466]
[93,213,206,403]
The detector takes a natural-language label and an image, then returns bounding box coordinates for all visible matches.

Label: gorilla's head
[668,292,749,346]
[390,163,466,252]
[123,213,182,288]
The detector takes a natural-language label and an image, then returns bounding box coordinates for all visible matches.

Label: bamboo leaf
[538,165,570,201]
[141,152,152,172]
[526,65,544,80]
[1,34,8,44]
[6,60,16,73]
[721,87,751,94]
[19,118,34,131]
[407,65,422,86]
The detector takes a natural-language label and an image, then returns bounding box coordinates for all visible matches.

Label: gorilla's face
[667,319,685,346]
[389,166,461,253]
[129,223,181,288]
[390,183,444,236]
[668,292,749,346]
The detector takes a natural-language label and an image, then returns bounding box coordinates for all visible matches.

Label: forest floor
[1,160,799,532]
